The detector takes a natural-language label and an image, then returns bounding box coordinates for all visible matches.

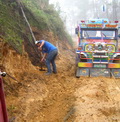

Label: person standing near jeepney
[35,40,58,75]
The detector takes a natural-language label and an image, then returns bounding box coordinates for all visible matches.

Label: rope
[0,71,20,83]
[0,71,22,95]
[6,73,20,83]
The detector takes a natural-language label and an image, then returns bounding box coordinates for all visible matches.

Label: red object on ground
[0,76,8,122]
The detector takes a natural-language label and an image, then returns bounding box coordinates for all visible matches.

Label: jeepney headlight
[85,44,94,51]
[106,44,115,52]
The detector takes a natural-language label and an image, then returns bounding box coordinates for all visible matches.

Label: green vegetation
[0,0,73,54]
[22,0,73,44]
[0,1,25,53]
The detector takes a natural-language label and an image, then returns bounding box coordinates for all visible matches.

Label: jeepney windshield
[82,30,115,39]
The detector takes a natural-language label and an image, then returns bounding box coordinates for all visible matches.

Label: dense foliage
[0,0,73,54]
[0,0,25,53]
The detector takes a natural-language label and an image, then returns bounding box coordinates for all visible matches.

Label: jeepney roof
[79,19,119,29]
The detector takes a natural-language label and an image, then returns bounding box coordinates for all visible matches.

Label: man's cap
[35,41,40,44]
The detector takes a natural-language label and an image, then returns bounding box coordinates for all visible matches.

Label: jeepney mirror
[75,28,78,34]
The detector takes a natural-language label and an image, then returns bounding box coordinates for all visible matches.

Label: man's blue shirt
[39,40,57,53]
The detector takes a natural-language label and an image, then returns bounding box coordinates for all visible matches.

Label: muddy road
[2,49,120,122]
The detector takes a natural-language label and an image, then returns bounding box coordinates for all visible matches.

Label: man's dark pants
[45,49,58,73]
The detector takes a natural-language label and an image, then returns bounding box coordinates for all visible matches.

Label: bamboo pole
[16,0,45,70]
[17,1,36,43]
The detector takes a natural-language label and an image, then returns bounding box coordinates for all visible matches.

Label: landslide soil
[1,43,120,122]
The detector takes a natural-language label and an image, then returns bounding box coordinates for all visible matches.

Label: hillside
[0,0,73,65]
[0,0,120,122]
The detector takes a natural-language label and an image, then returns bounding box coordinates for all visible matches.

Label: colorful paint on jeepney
[78,62,92,67]
[108,63,120,68]
[82,39,116,44]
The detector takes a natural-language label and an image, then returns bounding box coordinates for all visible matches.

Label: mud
[1,44,120,122]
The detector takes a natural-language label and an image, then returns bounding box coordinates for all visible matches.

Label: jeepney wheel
[75,67,80,78]
[76,54,80,66]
